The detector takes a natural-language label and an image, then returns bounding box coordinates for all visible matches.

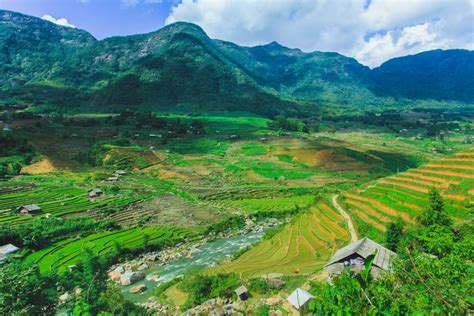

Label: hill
[0,10,473,115]
[219,147,473,278]
[373,49,474,103]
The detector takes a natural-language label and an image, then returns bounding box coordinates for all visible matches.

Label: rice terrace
[0,3,473,315]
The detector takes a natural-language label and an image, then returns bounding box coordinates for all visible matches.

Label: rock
[129,284,147,294]
[74,287,83,296]
[147,274,160,282]
[120,271,145,286]
[114,266,125,274]
[59,292,69,304]
[108,270,121,280]
[137,263,149,271]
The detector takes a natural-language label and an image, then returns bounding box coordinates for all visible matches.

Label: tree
[419,188,452,227]
[385,219,404,251]
[0,262,57,315]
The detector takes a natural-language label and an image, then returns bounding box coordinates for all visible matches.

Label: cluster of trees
[308,189,473,314]
[178,273,240,310]
[268,115,311,133]
[0,250,148,315]
[0,217,116,250]
[0,134,35,177]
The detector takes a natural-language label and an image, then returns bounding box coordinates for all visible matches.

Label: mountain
[0,9,473,116]
[372,49,474,103]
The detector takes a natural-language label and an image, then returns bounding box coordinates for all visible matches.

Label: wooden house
[18,204,42,215]
[324,237,396,279]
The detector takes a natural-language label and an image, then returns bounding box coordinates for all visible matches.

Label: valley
[0,7,472,315]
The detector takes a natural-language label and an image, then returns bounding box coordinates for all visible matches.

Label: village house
[324,237,396,279]
[287,288,314,314]
[18,204,42,215]
[234,285,249,301]
[0,243,20,261]
[88,188,103,198]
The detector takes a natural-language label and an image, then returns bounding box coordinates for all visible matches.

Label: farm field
[23,226,193,274]
[339,146,474,240]
[217,200,350,278]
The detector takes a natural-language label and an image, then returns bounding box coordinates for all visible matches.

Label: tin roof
[0,244,20,260]
[20,204,41,211]
[234,285,248,296]
[287,288,314,309]
[325,237,396,271]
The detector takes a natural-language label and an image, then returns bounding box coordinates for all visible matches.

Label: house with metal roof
[287,288,314,313]
[88,188,103,198]
[234,285,249,300]
[18,204,42,215]
[324,237,396,279]
[0,244,20,261]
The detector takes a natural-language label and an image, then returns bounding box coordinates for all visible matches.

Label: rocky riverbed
[106,217,284,309]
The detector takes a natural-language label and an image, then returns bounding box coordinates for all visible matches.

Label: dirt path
[332,194,357,243]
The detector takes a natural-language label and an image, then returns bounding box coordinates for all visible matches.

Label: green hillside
[0,9,473,115]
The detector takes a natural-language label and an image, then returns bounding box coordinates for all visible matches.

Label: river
[121,231,265,303]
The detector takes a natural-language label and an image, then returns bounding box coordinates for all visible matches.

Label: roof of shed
[325,237,396,271]
[0,244,19,256]
[287,288,314,309]
[234,285,248,295]
[20,204,41,211]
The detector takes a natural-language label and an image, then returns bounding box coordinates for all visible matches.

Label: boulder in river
[137,263,149,271]
[129,284,147,294]
[120,271,145,286]
[108,271,121,281]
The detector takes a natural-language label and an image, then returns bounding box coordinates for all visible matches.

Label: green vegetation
[1,10,473,116]
[308,191,473,315]
[178,273,240,310]
[23,226,192,274]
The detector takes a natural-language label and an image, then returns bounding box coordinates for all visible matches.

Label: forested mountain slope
[0,9,473,115]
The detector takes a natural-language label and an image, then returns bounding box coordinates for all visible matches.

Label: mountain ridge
[0,9,473,116]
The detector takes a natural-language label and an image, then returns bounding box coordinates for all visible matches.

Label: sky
[0,0,473,67]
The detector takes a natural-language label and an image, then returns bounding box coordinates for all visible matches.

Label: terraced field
[24,226,193,274]
[340,147,474,240]
[218,201,349,278]
[0,185,146,225]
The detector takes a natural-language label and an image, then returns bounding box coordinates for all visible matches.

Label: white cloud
[41,14,75,28]
[165,0,474,67]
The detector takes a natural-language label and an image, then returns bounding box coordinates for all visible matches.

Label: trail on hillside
[332,194,357,243]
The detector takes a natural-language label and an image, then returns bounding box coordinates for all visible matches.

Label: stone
[59,292,69,304]
[108,270,121,280]
[148,274,160,282]
[129,284,147,294]
[137,263,149,271]
[120,271,145,286]
[114,266,125,274]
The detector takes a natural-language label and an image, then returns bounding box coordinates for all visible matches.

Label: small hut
[18,204,42,215]
[287,288,314,314]
[88,189,103,198]
[115,170,126,176]
[324,237,396,279]
[0,244,20,261]
[234,285,249,301]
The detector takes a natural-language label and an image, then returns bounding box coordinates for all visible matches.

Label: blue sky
[0,0,176,39]
[0,0,472,67]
